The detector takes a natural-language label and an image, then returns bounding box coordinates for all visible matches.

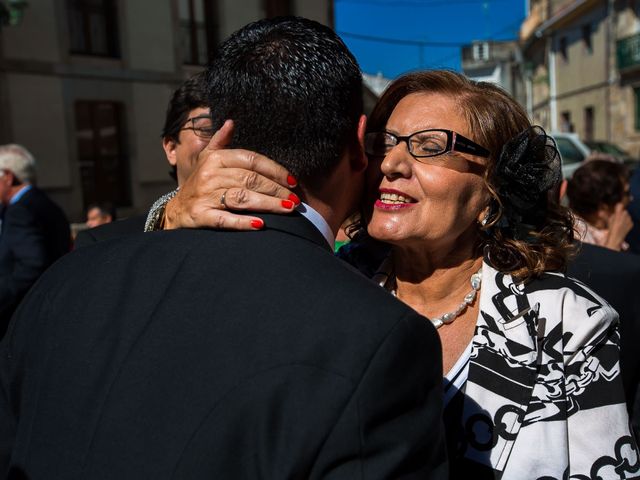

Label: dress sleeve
[564,304,640,478]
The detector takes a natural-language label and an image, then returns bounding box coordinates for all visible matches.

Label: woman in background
[567,158,633,251]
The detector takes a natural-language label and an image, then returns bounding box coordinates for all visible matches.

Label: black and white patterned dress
[453,261,639,479]
[338,242,639,479]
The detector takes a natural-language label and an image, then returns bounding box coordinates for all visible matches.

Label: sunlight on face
[366,92,490,252]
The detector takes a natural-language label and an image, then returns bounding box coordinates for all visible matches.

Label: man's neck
[301,191,356,241]
[296,201,335,247]
[296,150,362,240]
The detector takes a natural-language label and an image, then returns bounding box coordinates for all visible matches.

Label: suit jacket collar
[9,184,33,205]
[255,211,334,253]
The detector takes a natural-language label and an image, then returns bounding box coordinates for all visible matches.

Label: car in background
[551,132,639,178]
[584,140,638,166]
[551,132,590,179]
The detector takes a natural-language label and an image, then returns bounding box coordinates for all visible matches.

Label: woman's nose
[380,142,413,178]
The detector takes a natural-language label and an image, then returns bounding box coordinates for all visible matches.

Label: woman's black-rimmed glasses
[365,129,491,160]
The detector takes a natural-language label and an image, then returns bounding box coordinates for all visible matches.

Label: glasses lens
[365,132,396,156]
[191,116,214,138]
[410,130,447,157]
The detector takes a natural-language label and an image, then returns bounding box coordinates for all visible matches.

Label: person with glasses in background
[153,70,637,479]
[75,71,213,247]
[161,73,214,186]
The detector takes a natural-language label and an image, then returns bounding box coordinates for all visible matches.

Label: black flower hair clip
[489,126,561,239]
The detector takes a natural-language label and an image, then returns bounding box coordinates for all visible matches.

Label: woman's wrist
[144,187,180,232]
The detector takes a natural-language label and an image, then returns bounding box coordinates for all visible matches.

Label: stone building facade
[520,0,640,156]
[0,0,332,221]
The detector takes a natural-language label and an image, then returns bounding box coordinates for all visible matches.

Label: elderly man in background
[0,144,70,337]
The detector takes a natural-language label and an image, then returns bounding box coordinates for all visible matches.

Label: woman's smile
[375,188,417,210]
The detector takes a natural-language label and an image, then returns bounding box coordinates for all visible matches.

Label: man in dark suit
[74,72,211,247]
[567,241,640,436]
[1,17,447,479]
[0,144,70,337]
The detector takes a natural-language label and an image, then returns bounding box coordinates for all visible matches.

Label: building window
[472,42,490,61]
[179,0,219,65]
[74,101,131,208]
[67,0,119,57]
[584,106,594,141]
[582,24,593,54]
[263,0,292,17]
[559,36,568,62]
[561,111,574,132]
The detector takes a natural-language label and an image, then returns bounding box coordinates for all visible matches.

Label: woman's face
[366,92,490,251]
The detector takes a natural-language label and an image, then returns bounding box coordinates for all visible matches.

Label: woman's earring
[480,212,490,226]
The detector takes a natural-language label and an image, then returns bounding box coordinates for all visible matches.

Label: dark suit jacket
[567,243,640,424]
[0,213,447,479]
[74,214,146,248]
[0,187,70,337]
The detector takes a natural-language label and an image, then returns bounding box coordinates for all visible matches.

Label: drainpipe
[548,34,558,131]
[605,0,614,142]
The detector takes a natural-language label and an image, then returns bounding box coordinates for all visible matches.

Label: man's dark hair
[206,16,363,187]
[162,72,209,181]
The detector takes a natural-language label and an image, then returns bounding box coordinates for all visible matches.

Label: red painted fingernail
[288,193,301,205]
[287,175,297,187]
[250,219,264,229]
[281,199,295,209]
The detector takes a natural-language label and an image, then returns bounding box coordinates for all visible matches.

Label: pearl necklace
[375,258,482,329]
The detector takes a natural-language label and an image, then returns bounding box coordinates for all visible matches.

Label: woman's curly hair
[360,70,575,282]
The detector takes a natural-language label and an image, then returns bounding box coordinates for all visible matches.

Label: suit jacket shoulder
[2,213,447,479]
[74,214,146,248]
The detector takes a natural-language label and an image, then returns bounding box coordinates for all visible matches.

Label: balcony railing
[618,33,640,71]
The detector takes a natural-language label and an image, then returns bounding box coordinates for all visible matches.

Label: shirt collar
[296,202,335,247]
[9,184,32,205]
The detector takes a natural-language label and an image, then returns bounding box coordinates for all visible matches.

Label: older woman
[150,71,637,479]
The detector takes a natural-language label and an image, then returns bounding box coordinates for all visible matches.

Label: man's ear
[162,137,178,167]
[350,114,368,173]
